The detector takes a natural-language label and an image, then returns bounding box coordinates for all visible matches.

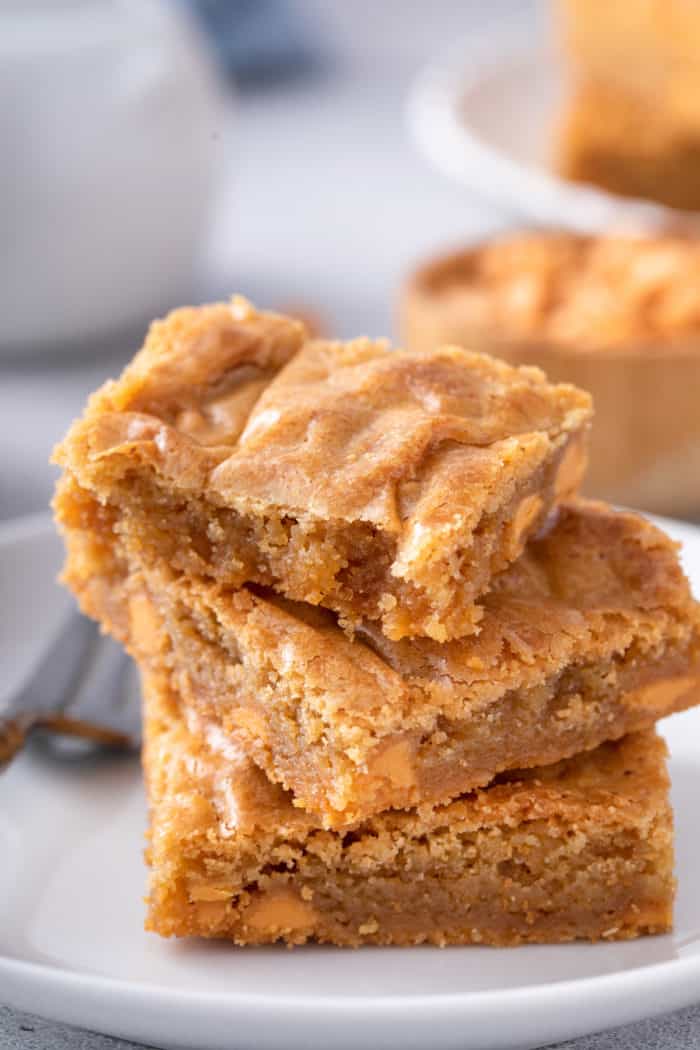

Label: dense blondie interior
[54,296,591,642]
[59,485,700,827]
[144,663,675,947]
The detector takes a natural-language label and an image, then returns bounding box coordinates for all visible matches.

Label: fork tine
[2,612,97,721]
[1,609,142,772]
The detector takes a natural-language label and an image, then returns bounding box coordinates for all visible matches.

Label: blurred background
[2,0,699,523]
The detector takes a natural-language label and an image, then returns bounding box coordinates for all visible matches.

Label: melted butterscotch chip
[366,739,417,791]
[243,890,319,933]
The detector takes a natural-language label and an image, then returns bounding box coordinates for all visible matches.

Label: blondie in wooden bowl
[401,233,700,517]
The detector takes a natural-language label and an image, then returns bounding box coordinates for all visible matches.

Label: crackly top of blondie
[204,333,590,529]
[89,296,307,425]
[412,233,700,350]
[54,296,590,534]
[145,662,669,840]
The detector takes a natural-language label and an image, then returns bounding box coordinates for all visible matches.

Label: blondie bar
[559,0,700,131]
[58,484,700,827]
[557,82,700,212]
[54,297,591,641]
[144,662,675,946]
[556,0,700,210]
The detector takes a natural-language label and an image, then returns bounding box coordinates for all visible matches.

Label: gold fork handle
[0,717,30,770]
[0,713,133,773]
[37,714,133,749]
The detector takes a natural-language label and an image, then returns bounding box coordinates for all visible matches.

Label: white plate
[1,512,700,1050]
[406,16,699,233]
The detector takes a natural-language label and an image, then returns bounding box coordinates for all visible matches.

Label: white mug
[0,0,224,356]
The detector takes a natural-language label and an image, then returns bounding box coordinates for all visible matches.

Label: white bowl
[406,23,700,233]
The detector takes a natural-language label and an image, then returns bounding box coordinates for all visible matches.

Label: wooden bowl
[401,242,700,518]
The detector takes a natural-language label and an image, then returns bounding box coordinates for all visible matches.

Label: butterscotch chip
[143,664,675,948]
[367,739,417,790]
[188,882,235,903]
[504,493,543,559]
[58,490,700,827]
[193,899,231,927]
[53,297,591,642]
[243,890,318,933]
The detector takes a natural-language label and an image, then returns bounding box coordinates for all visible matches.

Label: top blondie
[55,297,591,641]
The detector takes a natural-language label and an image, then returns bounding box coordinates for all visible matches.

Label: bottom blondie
[144,664,674,947]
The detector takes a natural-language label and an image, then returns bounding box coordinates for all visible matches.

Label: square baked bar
[556,1,700,210]
[144,664,675,947]
[60,489,700,827]
[559,0,700,130]
[556,81,700,213]
[54,296,591,641]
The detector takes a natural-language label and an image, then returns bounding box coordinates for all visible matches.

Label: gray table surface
[3,1002,700,1050]
[2,2,698,1047]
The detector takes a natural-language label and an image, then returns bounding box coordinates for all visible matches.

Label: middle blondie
[59,488,700,827]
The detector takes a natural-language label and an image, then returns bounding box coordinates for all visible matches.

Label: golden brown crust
[87,295,307,423]
[58,482,700,826]
[208,339,589,526]
[53,297,591,641]
[143,663,675,946]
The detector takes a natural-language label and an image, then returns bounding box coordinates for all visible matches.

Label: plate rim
[2,935,700,1012]
[405,27,698,232]
[1,943,699,1050]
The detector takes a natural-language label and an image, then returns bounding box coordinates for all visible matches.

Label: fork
[0,611,140,772]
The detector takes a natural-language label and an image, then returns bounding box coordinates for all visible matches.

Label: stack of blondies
[53,298,700,947]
